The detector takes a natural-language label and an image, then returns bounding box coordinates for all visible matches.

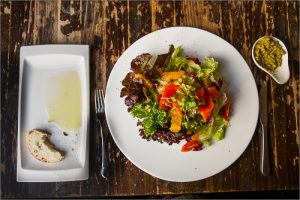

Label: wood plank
[101,0,142,196]
[1,1,32,198]
[1,0,299,198]
[282,0,299,189]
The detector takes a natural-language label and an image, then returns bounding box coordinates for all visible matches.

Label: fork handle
[97,119,109,179]
[260,120,270,176]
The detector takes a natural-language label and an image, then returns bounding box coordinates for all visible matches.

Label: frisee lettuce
[130,101,168,136]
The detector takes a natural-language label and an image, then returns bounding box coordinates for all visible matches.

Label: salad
[120,45,230,152]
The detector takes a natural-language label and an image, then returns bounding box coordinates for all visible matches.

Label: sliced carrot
[191,134,199,141]
[169,101,183,132]
[161,71,185,81]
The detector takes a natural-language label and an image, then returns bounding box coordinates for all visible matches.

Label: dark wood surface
[1,0,299,198]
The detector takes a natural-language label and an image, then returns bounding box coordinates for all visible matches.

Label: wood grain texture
[1,0,299,198]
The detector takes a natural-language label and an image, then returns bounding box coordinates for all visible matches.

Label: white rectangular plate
[17,45,89,182]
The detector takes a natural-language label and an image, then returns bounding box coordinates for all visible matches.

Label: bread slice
[26,130,64,163]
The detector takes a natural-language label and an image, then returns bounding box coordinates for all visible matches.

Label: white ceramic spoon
[252,36,290,84]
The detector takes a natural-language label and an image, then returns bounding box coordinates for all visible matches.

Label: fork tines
[95,89,105,113]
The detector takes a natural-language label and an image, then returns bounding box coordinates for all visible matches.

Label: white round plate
[105,27,259,182]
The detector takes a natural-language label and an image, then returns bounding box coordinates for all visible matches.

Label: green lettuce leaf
[194,125,213,140]
[212,115,229,141]
[166,46,183,71]
[130,101,168,136]
[213,128,225,141]
[165,51,219,80]
[192,115,228,143]
[201,57,219,79]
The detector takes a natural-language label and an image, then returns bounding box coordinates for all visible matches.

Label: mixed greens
[120,45,230,152]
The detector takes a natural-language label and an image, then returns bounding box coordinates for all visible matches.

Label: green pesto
[254,37,286,72]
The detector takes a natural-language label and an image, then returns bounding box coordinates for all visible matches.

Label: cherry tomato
[181,141,202,152]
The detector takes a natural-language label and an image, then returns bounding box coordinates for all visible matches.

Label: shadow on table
[64,189,299,199]
[161,190,299,199]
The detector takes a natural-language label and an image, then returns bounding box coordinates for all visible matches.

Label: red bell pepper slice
[158,94,170,109]
[159,82,181,109]
[181,141,202,152]
[157,94,162,102]
[162,82,179,98]
[207,86,221,99]
[198,91,215,123]
[159,99,171,109]
[220,103,230,121]
[196,87,204,101]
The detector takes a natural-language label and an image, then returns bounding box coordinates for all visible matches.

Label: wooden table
[1,0,299,198]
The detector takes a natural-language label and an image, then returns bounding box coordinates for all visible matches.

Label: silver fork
[94,89,109,179]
